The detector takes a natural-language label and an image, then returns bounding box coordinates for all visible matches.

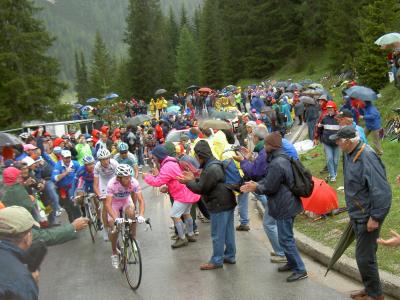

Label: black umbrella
[287,83,303,92]
[155,89,167,96]
[0,132,23,147]
[186,85,200,91]
[300,96,316,105]
[325,221,355,276]
[127,115,151,127]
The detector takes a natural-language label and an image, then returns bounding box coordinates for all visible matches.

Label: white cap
[22,156,36,167]
[61,150,72,157]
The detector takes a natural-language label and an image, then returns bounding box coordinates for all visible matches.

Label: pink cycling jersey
[106,177,141,213]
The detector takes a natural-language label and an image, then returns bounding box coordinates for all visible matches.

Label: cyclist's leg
[107,208,119,255]
[125,205,136,240]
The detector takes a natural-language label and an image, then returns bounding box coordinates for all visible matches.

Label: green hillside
[33,0,202,84]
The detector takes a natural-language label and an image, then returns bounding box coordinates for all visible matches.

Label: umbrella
[375,32,400,46]
[309,83,324,89]
[81,105,93,111]
[275,81,288,88]
[300,96,315,105]
[199,119,231,130]
[279,92,294,100]
[302,89,321,96]
[345,86,378,102]
[301,177,339,215]
[287,83,303,92]
[166,105,181,113]
[211,111,236,120]
[325,221,355,276]
[187,85,200,91]
[0,132,23,147]
[73,103,83,109]
[300,79,313,86]
[155,89,167,96]
[199,87,213,93]
[105,93,119,100]
[86,98,99,103]
[127,115,151,127]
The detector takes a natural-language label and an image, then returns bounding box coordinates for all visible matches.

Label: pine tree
[198,0,224,87]
[125,0,168,100]
[356,0,399,91]
[0,0,65,129]
[175,25,199,90]
[75,50,90,103]
[89,32,114,98]
[180,3,188,28]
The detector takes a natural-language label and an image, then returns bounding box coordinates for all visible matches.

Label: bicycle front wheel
[124,238,142,290]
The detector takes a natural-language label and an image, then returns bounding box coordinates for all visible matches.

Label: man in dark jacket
[178,140,236,270]
[240,132,307,282]
[0,206,41,300]
[331,126,391,300]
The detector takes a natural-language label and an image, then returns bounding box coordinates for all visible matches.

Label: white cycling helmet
[83,155,95,165]
[97,148,111,160]
[115,164,133,177]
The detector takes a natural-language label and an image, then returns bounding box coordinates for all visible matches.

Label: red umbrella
[199,87,213,93]
[301,177,339,215]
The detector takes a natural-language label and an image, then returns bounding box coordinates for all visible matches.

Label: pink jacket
[144,157,200,204]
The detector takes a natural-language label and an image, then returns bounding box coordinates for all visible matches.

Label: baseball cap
[329,126,356,141]
[336,109,353,119]
[61,150,72,157]
[23,144,37,151]
[0,206,40,235]
[22,156,36,167]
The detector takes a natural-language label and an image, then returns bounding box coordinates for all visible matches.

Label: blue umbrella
[345,86,378,102]
[86,98,99,103]
[81,105,93,111]
[105,93,119,100]
[166,105,181,113]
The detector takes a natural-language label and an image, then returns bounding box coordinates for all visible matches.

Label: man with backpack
[178,140,237,270]
[240,132,308,282]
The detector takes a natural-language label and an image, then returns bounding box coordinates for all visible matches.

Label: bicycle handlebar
[112,217,152,232]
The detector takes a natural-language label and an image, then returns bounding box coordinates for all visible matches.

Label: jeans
[254,193,285,257]
[210,209,236,265]
[323,143,340,179]
[276,217,306,273]
[307,120,316,140]
[137,146,145,166]
[352,220,383,297]
[237,192,249,225]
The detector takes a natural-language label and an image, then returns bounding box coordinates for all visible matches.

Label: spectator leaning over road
[143,145,200,249]
[240,132,307,283]
[315,101,340,182]
[0,206,41,300]
[330,126,391,300]
[178,140,237,270]
[361,101,383,156]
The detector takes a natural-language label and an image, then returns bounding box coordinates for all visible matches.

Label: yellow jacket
[156,98,163,110]
[149,99,156,111]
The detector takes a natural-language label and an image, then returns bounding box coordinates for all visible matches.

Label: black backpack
[280,155,314,198]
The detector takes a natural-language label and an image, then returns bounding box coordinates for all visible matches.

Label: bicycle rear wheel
[124,238,142,290]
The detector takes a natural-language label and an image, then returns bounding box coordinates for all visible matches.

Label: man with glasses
[113,142,139,179]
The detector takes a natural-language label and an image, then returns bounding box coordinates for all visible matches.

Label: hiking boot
[171,237,188,249]
[170,233,179,240]
[186,234,197,242]
[320,166,328,174]
[200,263,223,270]
[270,256,288,264]
[236,224,250,231]
[286,272,308,282]
[350,290,367,299]
[278,264,293,272]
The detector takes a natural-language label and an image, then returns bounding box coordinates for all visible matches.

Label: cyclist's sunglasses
[120,151,128,154]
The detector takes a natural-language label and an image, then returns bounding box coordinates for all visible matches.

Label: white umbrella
[375,32,400,46]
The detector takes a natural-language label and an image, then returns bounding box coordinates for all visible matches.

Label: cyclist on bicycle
[114,142,139,179]
[93,148,119,241]
[73,155,102,228]
[105,164,145,269]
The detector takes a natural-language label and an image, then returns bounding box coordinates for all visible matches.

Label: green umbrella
[325,221,355,276]
[309,83,324,89]
[199,119,231,130]
[211,111,236,120]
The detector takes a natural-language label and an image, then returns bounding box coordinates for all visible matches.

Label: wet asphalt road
[38,181,354,300]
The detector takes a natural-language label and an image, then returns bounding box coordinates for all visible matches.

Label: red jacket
[155,124,163,141]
